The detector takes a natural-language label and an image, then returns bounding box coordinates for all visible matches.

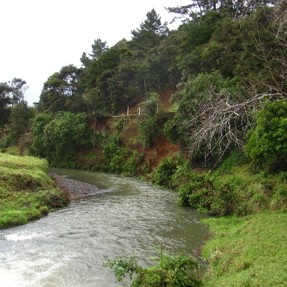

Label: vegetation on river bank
[106,248,201,287]
[0,153,69,228]
[0,0,286,285]
[202,212,287,287]
[148,152,287,286]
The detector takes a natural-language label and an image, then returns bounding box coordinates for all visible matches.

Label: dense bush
[32,112,93,167]
[106,249,201,287]
[152,155,184,188]
[100,135,147,175]
[245,101,287,172]
[31,112,53,158]
[138,93,161,148]
[178,153,287,216]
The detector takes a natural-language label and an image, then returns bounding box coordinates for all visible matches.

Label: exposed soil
[79,88,180,170]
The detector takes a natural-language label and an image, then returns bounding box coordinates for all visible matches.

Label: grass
[202,211,287,287]
[0,153,69,228]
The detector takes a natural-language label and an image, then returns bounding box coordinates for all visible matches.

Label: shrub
[138,93,161,148]
[152,155,183,188]
[105,249,201,287]
[32,112,92,167]
[102,136,147,175]
[138,117,160,148]
[245,101,287,172]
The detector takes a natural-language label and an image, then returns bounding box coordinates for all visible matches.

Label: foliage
[129,9,170,96]
[31,112,53,157]
[38,65,85,113]
[100,135,147,175]
[0,153,69,228]
[137,93,161,148]
[31,112,92,167]
[215,149,249,174]
[152,155,184,188]
[106,249,201,287]
[170,71,244,165]
[167,0,276,21]
[31,4,286,172]
[177,152,287,216]
[7,78,27,105]
[163,115,182,144]
[0,82,12,127]
[202,211,287,287]
[245,101,287,171]
[6,102,34,145]
[138,117,160,148]
[0,78,27,128]
[177,173,212,209]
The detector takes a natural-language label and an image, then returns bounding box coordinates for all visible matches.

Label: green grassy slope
[202,212,287,287]
[0,153,69,228]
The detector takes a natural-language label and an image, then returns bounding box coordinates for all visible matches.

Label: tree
[131,9,169,51]
[38,65,85,113]
[138,93,161,147]
[9,78,27,105]
[8,101,32,145]
[168,72,246,165]
[89,38,108,60]
[167,0,277,20]
[32,112,92,166]
[80,46,123,115]
[176,11,224,79]
[80,38,109,67]
[129,9,170,98]
[0,78,28,129]
[245,101,287,171]
[0,82,12,127]
[31,112,53,158]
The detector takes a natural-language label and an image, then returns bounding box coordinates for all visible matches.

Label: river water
[0,169,208,287]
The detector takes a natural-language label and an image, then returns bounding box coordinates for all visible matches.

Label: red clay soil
[144,135,180,170]
[159,88,177,111]
[79,88,180,170]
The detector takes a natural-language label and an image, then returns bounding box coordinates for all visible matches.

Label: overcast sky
[0,0,189,105]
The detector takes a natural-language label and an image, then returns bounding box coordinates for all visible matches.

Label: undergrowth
[152,151,287,216]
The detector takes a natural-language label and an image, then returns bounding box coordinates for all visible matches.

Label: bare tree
[185,90,282,166]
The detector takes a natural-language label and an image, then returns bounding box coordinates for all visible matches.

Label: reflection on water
[0,169,208,287]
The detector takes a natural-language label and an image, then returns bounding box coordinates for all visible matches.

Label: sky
[0,0,190,105]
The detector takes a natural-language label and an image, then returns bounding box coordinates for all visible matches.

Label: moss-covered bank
[0,153,69,228]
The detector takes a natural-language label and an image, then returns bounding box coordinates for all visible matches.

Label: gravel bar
[50,173,102,200]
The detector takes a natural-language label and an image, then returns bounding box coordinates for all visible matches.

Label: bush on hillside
[245,101,287,172]
[152,155,184,188]
[32,112,93,167]
[106,249,201,287]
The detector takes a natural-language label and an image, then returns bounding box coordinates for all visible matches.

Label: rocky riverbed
[50,173,102,200]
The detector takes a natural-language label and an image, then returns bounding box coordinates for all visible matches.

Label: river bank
[0,166,209,287]
[202,211,287,286]
[0,153,69,228]
[1,153,286,286]
[51,167,287,287]
[50,172,103,199]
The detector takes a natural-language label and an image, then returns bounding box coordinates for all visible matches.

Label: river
[0,169,208,287]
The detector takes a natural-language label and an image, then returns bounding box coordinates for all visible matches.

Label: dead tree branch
[185,92,283,166]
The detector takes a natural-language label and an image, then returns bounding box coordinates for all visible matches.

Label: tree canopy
[2,2,286,169]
